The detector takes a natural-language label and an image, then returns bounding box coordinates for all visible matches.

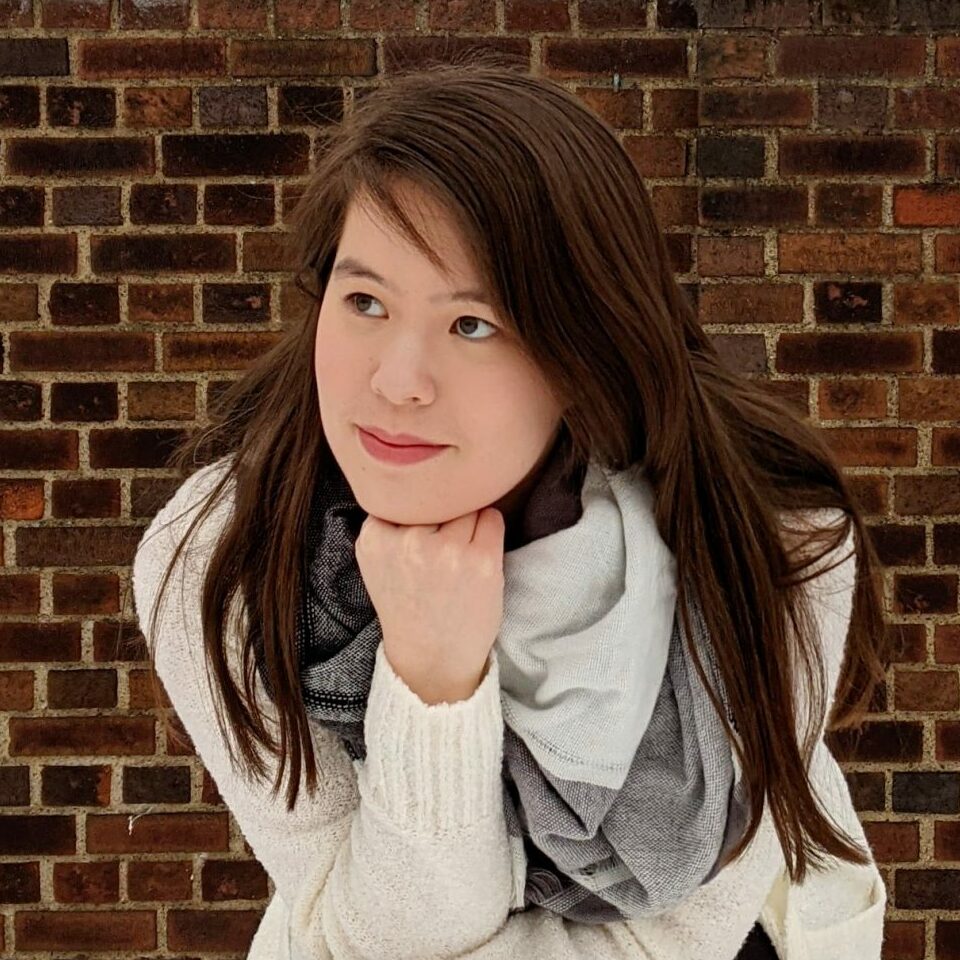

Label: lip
[357,424,447,447]
[358,426,449,466]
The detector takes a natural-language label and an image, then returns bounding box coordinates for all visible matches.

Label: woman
[130,54,891,959]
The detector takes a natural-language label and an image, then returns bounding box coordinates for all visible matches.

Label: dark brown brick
[701,85,812,126]
[819,378,887,420]
[0,381,42,422]
[198,0,268,29]
[47,670,117,710]
[936,919,960,960]
[277,84,344,127]
[11,332,153,371]
[936,821,960,864]
[894,573,958,615]
[51,478,121,520]
[0,85,40,126]
[0,620,80,663]
[542,37,686,77]
[41,765,111,807]
[163,331,282,371]
[167,908,261,952]
[701,186,807,225]
[89,427,189,469]
[697,33,768,80]
[129,183,197,225]
[934,329,960,374]
[201,858,268,901]
[0,765,31,805]
[162,132,309,177]
[893,771,960,813]
[894,282,959,326]
[0,234,77,275]
[781,135,925,176]
[821,426,916,467]
[41,0,111,29]
[49,282,120,326]
[896,668,960,713]
[202,283,271,324]
[814,281,883,324]
[5,137,153,177]
[699,0,810,27]
[53,859,119,904]
[696,136,764,178]
[777,35,925,77]
[896,869,960,910]
[78,38,226,79]
[935,523,960,564]
[825,720,923,762]
[50,382,119,422]
[123,765,191,804]
[0,38,69,77]
[90,233,234,274]
[230,37,374,79]
[9,717,155,756]
[127,858,192,901]
[896,474,960,516]
[199,85,268,127]
[0,676,34,712]
[15,524,146,567]
[128,282,193,324]
[52,185,122,227]
[0,574,40,615]
[897,86,960,130]
[777,331,922,374]
[47,85,115,127]
[51,575,119,617]
[933,428,960,465]
[815,183,884,227]
[0,861,40,902]
[867,522,926,566]
[0,186,43,227]
[14,909,156,951]
[817,83,887,130]
[845,770,886,811]
[118,0,189,29]
[86,812,229,853]
[204,183,275,226]
[862,820,919,863]
[0,815,75,855]
[0,430,78,470]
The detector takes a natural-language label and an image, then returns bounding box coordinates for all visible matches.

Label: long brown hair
[127,52,891,886]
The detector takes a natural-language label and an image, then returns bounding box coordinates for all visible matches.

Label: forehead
[336,190,487,298]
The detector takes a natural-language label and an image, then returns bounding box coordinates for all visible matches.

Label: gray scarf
[252,433,751,922]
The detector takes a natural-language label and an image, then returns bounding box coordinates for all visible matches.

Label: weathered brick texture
[0,1,958,957]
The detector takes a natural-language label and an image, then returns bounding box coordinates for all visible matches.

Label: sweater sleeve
[132,467,860,960]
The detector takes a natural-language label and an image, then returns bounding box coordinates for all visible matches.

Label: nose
[369,334,438,406]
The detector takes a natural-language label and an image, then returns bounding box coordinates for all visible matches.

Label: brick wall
[0,0,958,957]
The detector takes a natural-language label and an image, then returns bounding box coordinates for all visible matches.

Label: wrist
[382,646,490,705]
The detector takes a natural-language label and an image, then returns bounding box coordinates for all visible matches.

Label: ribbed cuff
[358,642,504,836]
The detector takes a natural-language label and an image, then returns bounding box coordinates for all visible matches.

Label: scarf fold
[252,433,751,922]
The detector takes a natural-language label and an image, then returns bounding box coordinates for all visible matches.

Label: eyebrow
[331,256,492,307]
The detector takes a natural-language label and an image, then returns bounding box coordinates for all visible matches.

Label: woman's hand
[355,507,506,705]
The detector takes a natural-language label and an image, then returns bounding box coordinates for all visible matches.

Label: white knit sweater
[131,460,887,960]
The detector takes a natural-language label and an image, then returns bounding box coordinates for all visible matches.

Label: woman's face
[314,184,564,528]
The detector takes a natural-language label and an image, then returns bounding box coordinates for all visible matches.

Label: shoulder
[135,454,237,565]
[131,455,237,641]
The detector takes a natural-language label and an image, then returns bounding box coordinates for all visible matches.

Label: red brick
[819,379,888,420]
[86,812,229,853]
[230,38,375,78]
[52,859,119,903]
[779,232,922,273]
[78,38,226,79]
[127,858,193,900]
[821,426,916,467]
[14,910,155,951]
[895,669,960,711]
[167,908,261,952]
[9,717,154,756]
[862,820,920,862]
[777,35,925,77]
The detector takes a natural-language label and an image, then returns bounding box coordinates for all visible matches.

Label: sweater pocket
[797,863,886,960]
[766,858,887,960]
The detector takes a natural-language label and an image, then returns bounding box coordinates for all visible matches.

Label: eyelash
[342,293,500,342]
